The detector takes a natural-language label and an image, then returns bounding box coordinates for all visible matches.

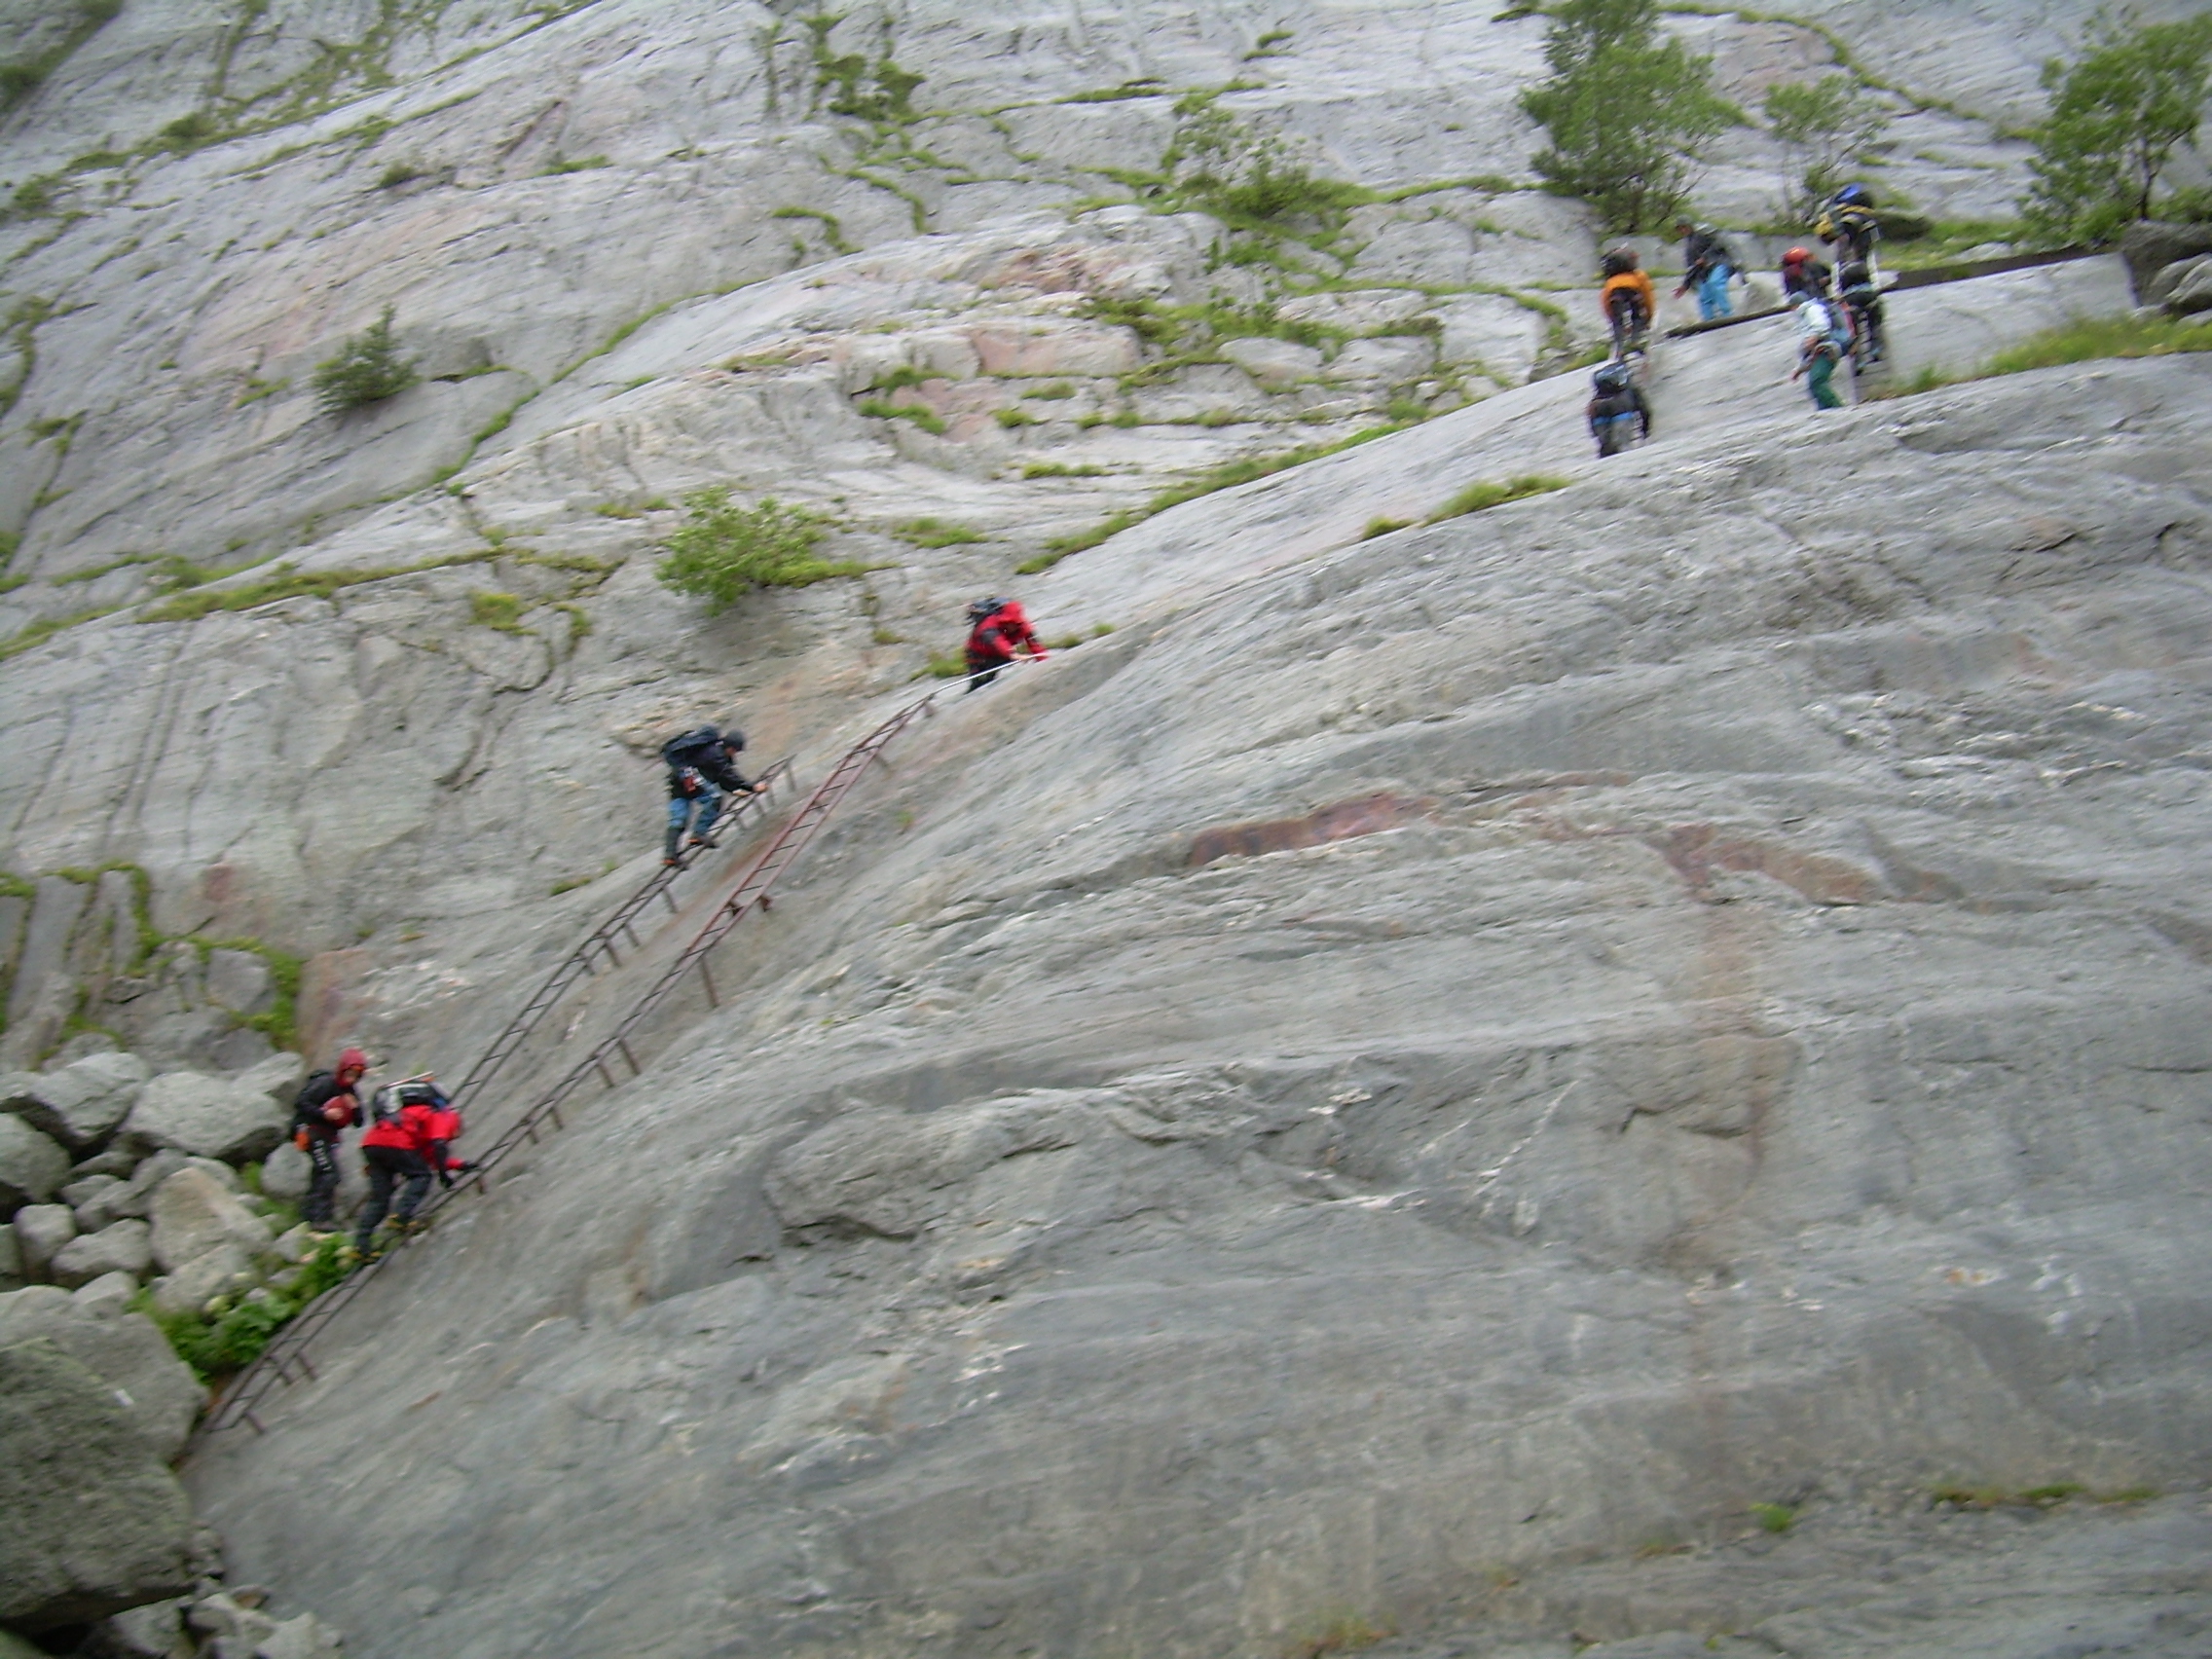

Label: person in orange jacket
[289,1048,367,1232]
[351,1076,466,1256]
[1599,246,1657,355]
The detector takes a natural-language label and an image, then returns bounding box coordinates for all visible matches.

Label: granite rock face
[6,3,2210,1657]
[185,351,2212,1658]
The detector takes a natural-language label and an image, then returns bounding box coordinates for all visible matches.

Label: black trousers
[303,1134,343,1227]
[355,1145,432,1247]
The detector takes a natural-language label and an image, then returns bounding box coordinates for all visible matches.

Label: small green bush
[654,488,864,611]
[378,162,425,189]
[994,407,1039,427]
[140,1236,353,1382]
[1428,474,1570,521]
[857,396,947,435]
[311,307,419,415]
[468,592,527,632]
[1750,1501,1796,1533]
[1023,381,1077,399]
[1361,517,1414,539]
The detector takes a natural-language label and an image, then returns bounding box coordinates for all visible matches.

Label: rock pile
[1,1049,328,1315]
[1,1045,350,1653]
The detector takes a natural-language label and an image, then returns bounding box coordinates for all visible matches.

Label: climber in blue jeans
[1674,220,1738,320]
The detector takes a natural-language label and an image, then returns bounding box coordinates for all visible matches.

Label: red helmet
[1783,246,1812,267]
[338,1048,368,1077]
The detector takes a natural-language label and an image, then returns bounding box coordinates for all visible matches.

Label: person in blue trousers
[1674,220,1738,320]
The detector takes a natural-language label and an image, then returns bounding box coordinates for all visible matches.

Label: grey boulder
[190,1595,345,1659]
[88,1597,192,1658]
[76,1150,191,1233]
[2166,259,2212,316]
[73,1271,144,1316]
[257,1141,311,1204]
[2120,218,2212,297]
[13,1201,77,1278]
[0,1113,70,1211]
[0,1339,194,1630]
[52,1218,155,1289]
[122,1073,290,1164]
[149,1169,270,1273]
[147,1245,256,1319]
[0,1285,204,1459]
[0,1051,154,1150]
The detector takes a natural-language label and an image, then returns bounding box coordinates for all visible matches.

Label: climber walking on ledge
[661,723,760,866]
[964,596,1047,691]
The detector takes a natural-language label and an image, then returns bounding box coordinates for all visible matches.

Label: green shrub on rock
[653,488,865,611]
[310,306,419,415]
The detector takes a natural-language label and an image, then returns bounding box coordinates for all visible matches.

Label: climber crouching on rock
[964,596,1047,691]
[350,1076,468,1260]
[660,722,761,866]
[290,1047,367,1235]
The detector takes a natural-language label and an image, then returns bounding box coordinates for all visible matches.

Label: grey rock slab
[1321,335,1438,385]
[1216,336,1325,388]
[0,1340,194,1631]
[1,876,90,1064]
[0,1284,203,1460]
[202,950,275,1016]
[52,1218,155,1288]
[123,1073,292,1164]
[149,1168,272,1273]
[12,1201,77,1278]
[0,1109,70,1214]
[184,350,2212,1659]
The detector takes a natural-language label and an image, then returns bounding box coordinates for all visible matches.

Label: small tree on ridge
[1519,0,1740,232]
[2023,11,2212,242]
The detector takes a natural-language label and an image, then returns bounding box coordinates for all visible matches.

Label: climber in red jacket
[351,1077,466,1256]
[963,596,1047,691]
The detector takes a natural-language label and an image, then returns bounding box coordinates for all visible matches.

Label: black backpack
[659,726,724,770]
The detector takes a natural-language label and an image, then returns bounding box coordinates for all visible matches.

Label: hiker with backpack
[351,1075,467,1259]
[660,723,760,866]
[1672,221,1738,320]
[1790,290,1853,410]
[1586,359,1651,458]
[964,597,1046,691]
[1815,184,1881,272]
[291,1047,368,1232]
[1599,246,1656,355]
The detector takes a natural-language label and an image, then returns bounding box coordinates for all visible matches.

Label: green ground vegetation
[1870,312,2212,401]
[138,1235,350,1382]
[654,488,866,610]
[892,518,985,547]
[1016,424,1409,573]
[1428,473,1570,521]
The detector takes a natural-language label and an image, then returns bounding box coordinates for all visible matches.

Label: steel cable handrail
[203,658,1040,1435]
